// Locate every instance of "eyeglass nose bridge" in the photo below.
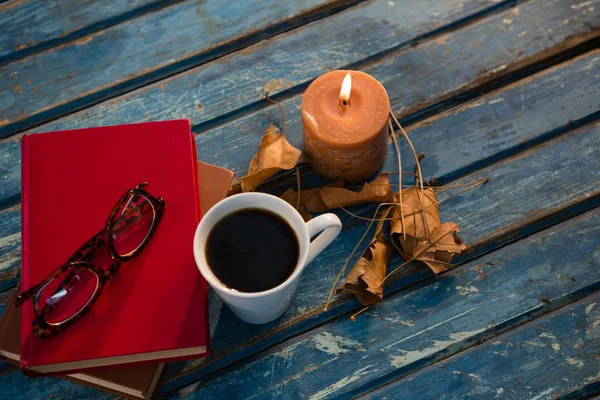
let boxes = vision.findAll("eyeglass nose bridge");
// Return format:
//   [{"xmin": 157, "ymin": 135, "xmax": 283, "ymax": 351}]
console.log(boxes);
[{"xmin": 136, "ymin": 182, "xmax": 149, "ymax": 189}]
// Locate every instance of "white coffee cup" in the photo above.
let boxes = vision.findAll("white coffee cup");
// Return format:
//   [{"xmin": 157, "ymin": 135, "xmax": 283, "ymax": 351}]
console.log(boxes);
[{"xmin": 193, "ymin": 192, "xmax": 341, "ymax": 324}]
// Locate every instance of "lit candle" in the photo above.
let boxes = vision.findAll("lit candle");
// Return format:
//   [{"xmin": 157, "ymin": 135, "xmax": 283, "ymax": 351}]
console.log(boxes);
[{"xmin": 301, "ymin": 70, "xmax": 390, "ymax": 183}]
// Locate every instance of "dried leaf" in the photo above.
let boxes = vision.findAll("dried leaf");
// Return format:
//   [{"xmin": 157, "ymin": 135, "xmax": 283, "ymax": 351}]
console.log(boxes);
[
  {"xmin": 412, "ymin": 222, "xmax": 466, "ymax": 274},
  {"xmin": 390, "ymin": 189, "xmax": 465, "ymax": 274},
  {"xmin": 336, "ymin": 231, "xmax": 393, "ymax": 305},
  {"xmin": 390, "ymin": 188, "xmax": 440, "ymax": 253},
  {"xmin": 320, "ymin": 174, "xmax": 394, "ymax": 210},
  {"xmin": 280, "ymin": 182, "xmax": 344, "ymax": 213},
  {"xmin": 297, "ymin": 207, "xmax": 313, "ymax": 222},
  {"xmin": 281, "ymin": 174, "xmax": 393, "ymax": 214},
  {"xmin": 336, "ymin": 207, "xmax": 393, "ymax": 305},
  {"xmin": 239, "ymin": 124, "xmax": 302, "ymax": 192}
]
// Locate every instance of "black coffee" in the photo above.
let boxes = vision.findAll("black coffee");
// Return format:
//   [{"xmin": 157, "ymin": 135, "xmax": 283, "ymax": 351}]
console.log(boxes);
[{"xmin": 205, "ymin": 208, "xmax": 299, "ymax": 293}]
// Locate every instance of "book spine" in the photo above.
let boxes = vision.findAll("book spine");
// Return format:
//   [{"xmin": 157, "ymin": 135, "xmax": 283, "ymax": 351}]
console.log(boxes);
[
  {"xmin": 189, "ymin": 130, "xmax": 211, "ymax": 356},
  {"xmin": 20, "ymin": 135, "xmax": 32, "ymax": 370},
  {"xmin": 189, "ymin": 127, "xmax": 201, "ymax": 221}
]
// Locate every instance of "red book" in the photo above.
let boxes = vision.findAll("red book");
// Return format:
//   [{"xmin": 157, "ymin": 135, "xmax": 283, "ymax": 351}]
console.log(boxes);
[{"xmin": 20, "ymin": 120, "xmax": 209, "ymax": 375}]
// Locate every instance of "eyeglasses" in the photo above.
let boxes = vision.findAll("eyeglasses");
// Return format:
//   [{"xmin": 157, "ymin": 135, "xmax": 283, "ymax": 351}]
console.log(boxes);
[{"xmin": 15, "ymin": 183, "xmax": 165, "ymax": 339}]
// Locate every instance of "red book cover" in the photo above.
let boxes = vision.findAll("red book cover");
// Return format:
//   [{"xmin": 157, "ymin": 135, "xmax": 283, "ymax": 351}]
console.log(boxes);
[{"xmin": 20, "ymin": 120, "xmax": 209, "ymax": 375}]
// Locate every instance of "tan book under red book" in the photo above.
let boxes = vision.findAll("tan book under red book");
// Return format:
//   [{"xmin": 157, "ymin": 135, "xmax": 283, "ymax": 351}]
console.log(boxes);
[{"xmin": 0, "ymin": 161, "xmax": 234, "ymax": 399}]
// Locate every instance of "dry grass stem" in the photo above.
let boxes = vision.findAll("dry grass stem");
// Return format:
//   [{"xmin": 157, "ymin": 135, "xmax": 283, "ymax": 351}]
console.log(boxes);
[
  {"xmin": 265, "ymin": 93, "xmax": 285, "ymax": 136},
  {"xmin": 295, "ymin": 166, "xmax": 301, "ymax": 210},
  {"xmin": 390, "ymin": 111, "xmax": 428, "ymax": 235},
  {"xmin": 390, "ymin": 118, "xmax": 406, "ymax": 240},
  {"xmin": 351, "ymin": 306, "xmax": 370, "ymax": 321}
]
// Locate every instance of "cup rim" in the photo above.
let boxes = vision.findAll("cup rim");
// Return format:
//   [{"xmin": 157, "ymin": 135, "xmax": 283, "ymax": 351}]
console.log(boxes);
[{"xmin": 193, "ymin": 192, "xmax": 310, "ymax": 299}]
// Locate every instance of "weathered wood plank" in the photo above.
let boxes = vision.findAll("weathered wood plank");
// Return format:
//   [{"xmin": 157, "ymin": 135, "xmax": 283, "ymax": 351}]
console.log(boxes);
[
  {"xmin": 0, "ymin": 0, "xmax": 364, "ymax": 137},
  {"xmin": 0, "ymin": 362, "xmax": 16, "ymax": 377},
  {"xmin": 1, "ymin": 0, "xmax": 597, "ymax": 207},
  {"xmin": 361, "ymin": 293, "xmax": 600, "ymax": 400},
  {"xmin": 0, "ymin": 204, "xmax": 20, "ymax": 292},
  {"xmin": 0, "ymin": 290, "xmax": 8, "ymax": 315},
  {"xmin": 0, "ymin": 366, "xmax": 117, "ymax": 400},
  {"xmin": 1, "ymin": 52, "xmax": 599, "ymax": 393},
  {"xmin": 163, "ymin": 208, "xmax": 600, "ymax": 399},
  {"xmin": 0, "ymin": 0, "xmax": 179, "ymax": 64}
]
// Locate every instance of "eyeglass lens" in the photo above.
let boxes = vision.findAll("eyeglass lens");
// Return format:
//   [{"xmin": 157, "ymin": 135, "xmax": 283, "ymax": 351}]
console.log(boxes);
[
  {"xmin": 34, "ymin": 265, "xmax": 100, "ymax": 325},
  {"xmin": 110, "ymin": 193, "xmax": 155, "ymax": 257}
]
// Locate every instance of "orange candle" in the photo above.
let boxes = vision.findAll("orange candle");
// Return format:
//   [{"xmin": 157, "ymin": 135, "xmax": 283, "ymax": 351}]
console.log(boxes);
[{"xmin": 301, "ymin": 70, "xmax": 390, "ymax": 183}]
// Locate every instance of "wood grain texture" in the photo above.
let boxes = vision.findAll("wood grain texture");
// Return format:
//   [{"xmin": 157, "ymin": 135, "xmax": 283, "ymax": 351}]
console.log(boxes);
[
  {"xmin": 1, "ymin": 52, "xmax": 598, "ymax": 394},
  {"xmin": 0, "ymin": 0, "xmax": 179, "ymax": 64},
  {"xmin": 1, "ymin": 0, "xmax": 597, "ymax": 207},
  {"xmin": 362, "ymin": 293, "xmax": 600, "ymax": 400},
  {"xmin": 163, "ymin": 208, "xmax": 600, "ymax": 399},
  {"xmin": 0, "ymin": 0, "xmax": 359, "ymax": 137}
]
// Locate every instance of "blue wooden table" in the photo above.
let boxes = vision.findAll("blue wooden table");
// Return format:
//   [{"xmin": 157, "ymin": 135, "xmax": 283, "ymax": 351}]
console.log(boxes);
[{"xmin": 1, "ymin": 0, "xmax": 599, "ymax": 398}]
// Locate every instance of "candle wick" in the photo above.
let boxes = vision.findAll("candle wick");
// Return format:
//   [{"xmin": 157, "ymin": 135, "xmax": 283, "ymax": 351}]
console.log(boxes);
[
  {"xmin": 338, "ymin": 97, "xmax": 351, "ymax": 110},
  {"xmin": 339, "ymin": 72, "xmax": 352, "ymax": 111}
]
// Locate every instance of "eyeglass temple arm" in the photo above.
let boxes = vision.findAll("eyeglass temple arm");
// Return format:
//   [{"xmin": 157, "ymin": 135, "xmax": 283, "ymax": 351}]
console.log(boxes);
[{"xmin": 15, "ymin": 283, "xmax": 44, "ymax": 308}]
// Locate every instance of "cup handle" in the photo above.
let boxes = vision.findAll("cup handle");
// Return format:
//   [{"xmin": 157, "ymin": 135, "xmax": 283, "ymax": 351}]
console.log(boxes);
[{"xmin": 305, "ymin": 213, "xmax": 342, "ymax": 265}]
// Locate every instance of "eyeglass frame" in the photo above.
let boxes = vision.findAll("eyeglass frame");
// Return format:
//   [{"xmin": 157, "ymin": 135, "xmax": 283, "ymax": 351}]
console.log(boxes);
[{"xmin": 15, "ymin": 182, "xmax": 165, "ymax": 339}]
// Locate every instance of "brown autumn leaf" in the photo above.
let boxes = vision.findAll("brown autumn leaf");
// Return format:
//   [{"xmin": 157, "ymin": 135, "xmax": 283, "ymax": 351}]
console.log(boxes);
[
  {"xmin": 320, "ymin": 174, "xmax": 394, "ymax": 209},
  {"xmin": 336, "ymin": 207, "xmax": 393, "ymax": 305},
  {"xmin": 279, "ymin": 190, "xmax": 314, "ymax": 221},
  {"xmin": 410, "ymin": 222, "xmax": 465, "ymax": 274},
  {"xmin": 239, "ymin": 124, "xmax": 302, "ymax": 192},
  {"xmin": 296, "ymin": 207, "xmax": 313, "ymax": 222},
  {"xmin": 336, "ymin": 231, "xmax": 393, "ymax": 306},
  {"xmin": 390, "ymin": 188, "xmax": 466, "ymax": 274},
  {"xmin": 280, "ymin": 182, "xmax": 344, "ymax": 213},
  {"xmin": 390, "ymin": 188, "xmax": 440, "ymax": 255},
  {"xmin": 280, "ymin": 174, "xmax": 393, "ymax": 214}
]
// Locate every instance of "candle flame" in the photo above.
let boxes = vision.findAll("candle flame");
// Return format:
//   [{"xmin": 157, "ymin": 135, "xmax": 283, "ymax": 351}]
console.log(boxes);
[{"xmin": 339, "ymin": 72, "xmax": 352, "ymax": 108}]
